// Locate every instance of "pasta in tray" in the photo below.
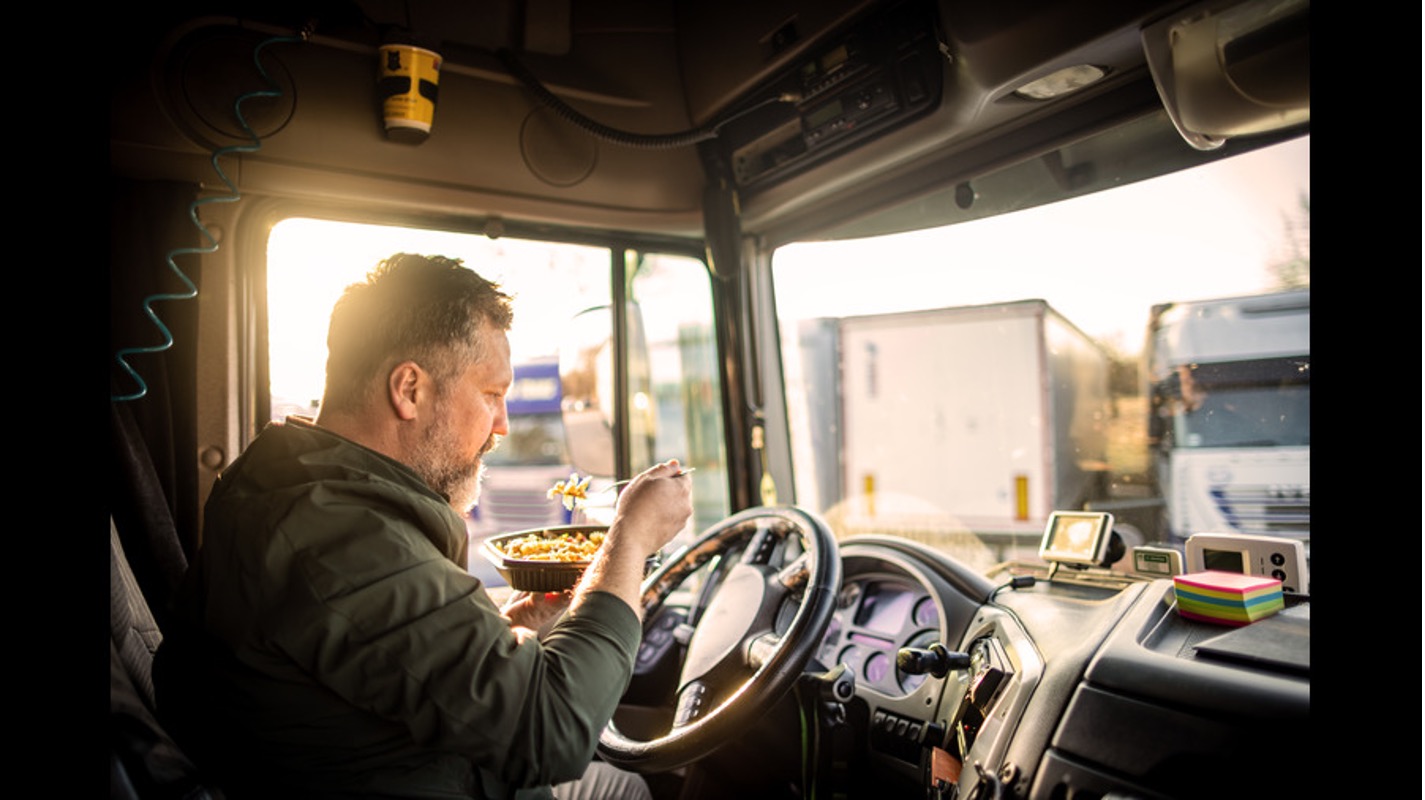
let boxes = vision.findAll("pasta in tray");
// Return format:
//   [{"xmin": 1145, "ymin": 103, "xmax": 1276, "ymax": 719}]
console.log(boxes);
[
  {"xmin": 547, "ymin": 473, "xmax": 592, "ymax": 511},
  {"xmin": 499, "ymin": 530, "xmax": 605, "ymax": 562}
]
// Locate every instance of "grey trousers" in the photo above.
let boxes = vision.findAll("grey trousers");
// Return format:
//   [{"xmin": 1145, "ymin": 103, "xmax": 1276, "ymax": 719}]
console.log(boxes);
[{"xmin": 551, "ymin": 762, "xmax": 654, "ymax": 800}]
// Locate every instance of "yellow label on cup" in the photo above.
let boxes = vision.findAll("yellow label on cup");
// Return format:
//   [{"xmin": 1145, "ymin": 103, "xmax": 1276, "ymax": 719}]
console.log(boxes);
[{"xmin": 378, "ymin": 44, "xmax": 442, "ymax": 134}]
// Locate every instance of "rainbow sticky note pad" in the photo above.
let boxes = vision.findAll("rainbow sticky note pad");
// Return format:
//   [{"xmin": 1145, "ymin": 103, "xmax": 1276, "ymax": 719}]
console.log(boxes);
[{"xmin": 1173, "ymin": 571, "xmax": 1284, "ymax": 627}]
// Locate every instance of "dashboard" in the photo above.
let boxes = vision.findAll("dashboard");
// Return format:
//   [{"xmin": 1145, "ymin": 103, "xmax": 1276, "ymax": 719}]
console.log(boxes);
[
  {"xmin": 621, "ymin": 530, "xmax": 1311, "ymax": 800},
  {"xmin": 813, "ymin": 536, "xmax": 1311, "ymax": 799}
]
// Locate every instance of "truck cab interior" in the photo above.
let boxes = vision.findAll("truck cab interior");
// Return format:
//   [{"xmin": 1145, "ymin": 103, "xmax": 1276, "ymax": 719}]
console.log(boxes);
[{"xmin": 109, "ymin": 0, "xmax": 1311, "ymax": 798}]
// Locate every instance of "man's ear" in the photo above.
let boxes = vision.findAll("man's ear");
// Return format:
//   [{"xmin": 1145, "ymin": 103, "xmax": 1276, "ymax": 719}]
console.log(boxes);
[{"xmin": 387, "ymin": 361, "xmax": 425, "ymax": 421}]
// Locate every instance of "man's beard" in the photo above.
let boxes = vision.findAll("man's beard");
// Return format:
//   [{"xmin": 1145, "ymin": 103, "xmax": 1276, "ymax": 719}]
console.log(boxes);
[{"xmin": 408, "ymin": 413, "xmax": 499, "ymax": 514}]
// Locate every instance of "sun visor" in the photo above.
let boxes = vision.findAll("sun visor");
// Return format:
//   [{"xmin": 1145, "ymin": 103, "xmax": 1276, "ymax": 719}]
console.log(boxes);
[{"xmin": 1141, "ymin": 0, "xmax": 1309, "ymax": 150}]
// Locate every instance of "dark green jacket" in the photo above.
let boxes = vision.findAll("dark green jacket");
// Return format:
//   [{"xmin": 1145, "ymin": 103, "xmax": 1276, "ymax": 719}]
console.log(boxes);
[{"xmin": 154, "ymin": 418, "xmax": 641, "ymax": 799}]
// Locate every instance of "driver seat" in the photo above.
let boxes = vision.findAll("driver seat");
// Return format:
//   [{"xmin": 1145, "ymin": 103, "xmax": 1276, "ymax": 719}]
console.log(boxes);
[
  {"xmin": 110, "ymin": 395, "xmax": 224, "ymax": 798},
  {"xmin": 111, "ymin": 516, "xmax": 224, "ymax": 799}
]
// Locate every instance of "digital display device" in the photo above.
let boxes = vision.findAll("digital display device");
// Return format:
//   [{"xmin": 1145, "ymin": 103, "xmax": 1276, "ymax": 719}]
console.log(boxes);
[
  {"xmin": 1184, "ymin": 533, "xmax": 1309, "ymax": 594},
  {"xmin": 1200, "ymin": 546, "xmax": 1248, "ymax": 573},
  {"xmin": 1038, "ymin": 511, "xmax": 1114, "ymax": 567},
  {"xmin": 1130, "ymin": 545, "xmax": 1184, "ymax": 576},
  {"xmin": 805, "ymin": 98, "xmax": 844, "ymax": 130},
  {"xmin": 854, "ymin": 583, "xmax": 914, "ymax": 635}
]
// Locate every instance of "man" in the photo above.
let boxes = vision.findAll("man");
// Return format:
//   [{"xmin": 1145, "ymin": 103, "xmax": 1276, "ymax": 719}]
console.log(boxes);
[{"xmin": 154, "ymin": 253, "xmax": 693, "ymax": 799}]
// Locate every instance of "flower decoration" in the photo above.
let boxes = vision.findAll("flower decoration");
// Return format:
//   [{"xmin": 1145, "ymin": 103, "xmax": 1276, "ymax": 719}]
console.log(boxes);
[{"xmin": 547, "ymin": 472, "xmax": 593, "ymax": 511}]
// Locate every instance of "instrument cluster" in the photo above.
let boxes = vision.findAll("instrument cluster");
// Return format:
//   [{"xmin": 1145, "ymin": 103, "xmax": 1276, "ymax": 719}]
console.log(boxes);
[{"xmin": 816, "ymin": 577, "xmax": 941, "ymax": 697}]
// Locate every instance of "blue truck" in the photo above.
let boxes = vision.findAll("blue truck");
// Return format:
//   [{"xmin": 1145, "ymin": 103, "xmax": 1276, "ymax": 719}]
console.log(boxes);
[{"xmin": 466, "ymin": 357, "xmax": 577, "ymax": 579}]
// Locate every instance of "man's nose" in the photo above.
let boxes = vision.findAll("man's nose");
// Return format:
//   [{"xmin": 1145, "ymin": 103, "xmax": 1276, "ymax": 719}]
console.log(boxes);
[{"xmin": 492, "ymin": 399, "xmax": 510, "ymax": 436}]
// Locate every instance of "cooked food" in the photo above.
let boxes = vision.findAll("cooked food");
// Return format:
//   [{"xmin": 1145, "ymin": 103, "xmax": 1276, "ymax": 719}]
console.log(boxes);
[
  {"xmin": 547, "ymin": 472, "xmax": 592, "ymax": 511},
  {"xmin": 500, "ymin": 530, "xmax": 605, "ymax": 562}
]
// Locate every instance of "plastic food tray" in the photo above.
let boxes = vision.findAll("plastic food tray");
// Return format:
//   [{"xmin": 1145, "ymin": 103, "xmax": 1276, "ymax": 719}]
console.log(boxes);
[{"xmin": 482, "ymin": 525, "xmax": 609, "ymax": 592}]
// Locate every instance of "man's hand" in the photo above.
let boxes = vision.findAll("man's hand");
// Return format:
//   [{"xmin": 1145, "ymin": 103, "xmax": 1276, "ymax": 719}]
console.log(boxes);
[
  {"xmin": 607, "ymin": 460, "xmax": 695, "ymax": 559},
  {"xmin": 501, "ymin": 590, "xmax": 573, "ymax": 641},
  {"xmin": 573, "ymin": 460, "xmax": 694, "ymax": 620}
]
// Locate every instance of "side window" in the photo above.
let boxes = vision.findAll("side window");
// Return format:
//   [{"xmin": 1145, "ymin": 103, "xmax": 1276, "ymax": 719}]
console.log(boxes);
[
  {"xmin": 266, "ymin": 219, "xmax": 611, "ymax": 583},
  {"xmin": 264, "ymin": 220, "xmax": 728, "ymax": 578},
  {"xmin": 266, "ymin": 219, "xmax": 616, "ymax": 420},
  {"xmin": 629, "ymin": 251, "xmax": 729, "ymax": 537}
]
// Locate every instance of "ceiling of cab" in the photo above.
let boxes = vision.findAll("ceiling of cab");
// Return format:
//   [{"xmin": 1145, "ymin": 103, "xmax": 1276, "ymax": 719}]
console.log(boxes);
[
  {"xmin": 109, "ymin": 0, "xmax": 1308, "ymax": 241},
  {"xmin": 111, "ymin": 0, "xmax": 717, "ymax": 234}
]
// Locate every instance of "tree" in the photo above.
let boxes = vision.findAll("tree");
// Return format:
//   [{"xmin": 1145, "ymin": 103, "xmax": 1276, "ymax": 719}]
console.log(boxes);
[{"xmin": 1270, "ymin": 192, "xmax": 1309, "ymax": 289}]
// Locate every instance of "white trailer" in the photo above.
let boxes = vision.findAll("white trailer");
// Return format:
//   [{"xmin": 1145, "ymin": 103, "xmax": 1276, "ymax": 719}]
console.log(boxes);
[
  {"xmin": 802, "ymin": 299, "xmax": 1112, "ymax": 547},
  {"xmin": 1144, "ymin": 289, "xmax": 1310, "ymax": 548}
]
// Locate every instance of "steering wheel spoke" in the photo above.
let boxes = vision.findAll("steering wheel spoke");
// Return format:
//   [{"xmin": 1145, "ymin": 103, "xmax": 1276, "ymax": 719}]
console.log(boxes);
[
  {"xmin": 746, "ymin": 631, "xmax": 781, "ymax": 671},
  {"xmin": 776, "ymin": 551, "xmax": 811, "ymax": 592},
  {"xmin": 673, "ymin": 680, "xmax": 712, "ymax": 728},
  {"xmin": 740, "ymin": 525, "xmax": 778, "ymax": 565}
]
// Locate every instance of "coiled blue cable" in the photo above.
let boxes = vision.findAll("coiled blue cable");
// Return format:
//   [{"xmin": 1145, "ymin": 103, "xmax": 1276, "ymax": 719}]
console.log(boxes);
[{"xmin": 112, "ymin": 31, "xmax": 307, "ymax": 402}]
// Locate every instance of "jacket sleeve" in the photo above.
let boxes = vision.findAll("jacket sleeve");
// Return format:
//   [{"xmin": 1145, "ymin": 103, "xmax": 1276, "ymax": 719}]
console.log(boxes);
[{"xmin": 267, "ymin": 490, "xmax": 642, "ymax": 790}]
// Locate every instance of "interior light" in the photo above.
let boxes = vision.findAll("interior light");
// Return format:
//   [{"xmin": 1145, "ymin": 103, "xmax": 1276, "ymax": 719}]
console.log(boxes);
[{"xmin": 1014, "ymin": 65, "xmax": 1107, "ymax": 100}]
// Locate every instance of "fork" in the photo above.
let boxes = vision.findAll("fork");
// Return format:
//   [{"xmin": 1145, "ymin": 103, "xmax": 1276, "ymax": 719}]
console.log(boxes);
[{"xmin": 603, "ymin": 467, "xmax": 695, "ymax": 492}]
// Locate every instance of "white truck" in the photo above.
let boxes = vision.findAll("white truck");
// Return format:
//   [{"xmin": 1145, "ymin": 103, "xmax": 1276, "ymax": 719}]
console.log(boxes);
[
  {"xmin": 466, "ymin": 357, "xmax": 575, "ymax": 582},
  {"xmin": 1143, "ymin": 289, "xmax": 1310, "ymax": 549},
  {"xmin": 791, "ymin": 299, "xmax": 1112, "ymax": 556}
]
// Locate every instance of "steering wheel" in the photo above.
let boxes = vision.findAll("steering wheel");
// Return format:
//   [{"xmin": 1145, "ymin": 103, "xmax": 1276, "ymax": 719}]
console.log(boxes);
[{"xmin": 596, "ymin": 505, "xmax": 841, "ymax": 774}]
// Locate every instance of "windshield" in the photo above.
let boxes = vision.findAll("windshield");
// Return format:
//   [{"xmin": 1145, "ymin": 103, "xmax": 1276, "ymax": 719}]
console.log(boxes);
[
  {"xmin": 772, "ymin": 135, "xmax": 1310, "ymax": 571},
  {"xmin": 482, "ymin": 414, "xmax": 567, "ymax": 466},
  {"xmin": 1174, "ymin": 383, "xmax": 1309, "ymax": 449}
]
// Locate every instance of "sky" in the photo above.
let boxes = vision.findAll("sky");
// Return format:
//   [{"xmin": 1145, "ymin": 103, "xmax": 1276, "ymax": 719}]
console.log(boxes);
[
  {"xmin": 267, "ymin": 228, "xmax": 613, "ymax": 405},
  {"xmin": 267, "ymin": 135, "xmax": 1309, "ymax": 404},
  {"xmin": 772, "ymin": 135, "xmax": 1310, "ymax": 353}
]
